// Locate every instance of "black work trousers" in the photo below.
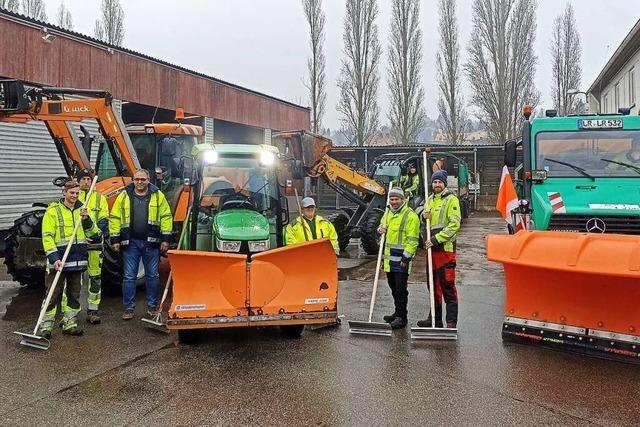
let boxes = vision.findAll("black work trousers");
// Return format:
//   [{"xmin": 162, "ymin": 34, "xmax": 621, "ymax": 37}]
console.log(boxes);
[{"xmin": 386, "ymin": 271, "xmax": 409, "ymax": 320}]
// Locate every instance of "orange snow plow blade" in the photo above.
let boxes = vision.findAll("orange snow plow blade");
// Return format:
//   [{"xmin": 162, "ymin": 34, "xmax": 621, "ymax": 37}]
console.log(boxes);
[
  {"xmin": 486, "ymin": 231, "xmax": 640, "ymax": 364},
  {"xmin": 166, "ymin": 239, "xmax": 338, "ymax": 330},
  {"xmin": 249, "ymin": 239, "xmax": 338, "ymax": 326},
  {"xmin": 167, "ymin": 250, "xmax": 249, "ymax": 330}
]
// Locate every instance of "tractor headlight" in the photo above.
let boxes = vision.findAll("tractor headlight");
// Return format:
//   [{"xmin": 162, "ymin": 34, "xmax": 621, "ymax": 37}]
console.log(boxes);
[
  {"xmin": 248, "ymin": 239, "xmax": 270, "ymax": 252},
  {"xmin": 216, "ymin": 238, "xmax": 241, "ymax": 252},
  {"xmin": 260, "ymin": 151, "xmax": 275, "ymax": 166},
  {"xmin": 203, "ymin": 150, "xmax": 218, "ymax": 165}
]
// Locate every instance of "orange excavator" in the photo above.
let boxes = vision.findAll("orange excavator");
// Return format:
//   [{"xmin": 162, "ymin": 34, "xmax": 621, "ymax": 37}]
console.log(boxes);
[{"xmin": 0, "ymin": 79, "xmax": 201, "ymax": 288}]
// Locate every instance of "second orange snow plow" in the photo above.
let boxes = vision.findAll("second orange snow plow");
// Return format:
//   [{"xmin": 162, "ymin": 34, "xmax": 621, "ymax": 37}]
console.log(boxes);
[{"xmin": 487, "ymin": 231, "xmax": 640, "ymax": 364}]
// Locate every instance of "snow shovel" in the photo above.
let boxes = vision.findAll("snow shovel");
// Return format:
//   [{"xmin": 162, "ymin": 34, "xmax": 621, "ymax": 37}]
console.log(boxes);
[
  {"xmin": 14, "ymin": 176, "xmax": 99, "ymax": 350},
  {"xmin": 142, "ymin": 204, "xmax": 192, "ymax": 331},
  {"xmin": 411, "ymin": 151, "xmax": 458, "ymax": 340},
  {"xmin": 348, "ymin": 182, "xmax": 393, "ymax": 337}
]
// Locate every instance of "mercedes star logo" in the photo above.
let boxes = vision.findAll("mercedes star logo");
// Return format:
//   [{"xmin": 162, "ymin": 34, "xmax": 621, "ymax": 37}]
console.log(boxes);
[{"xmin": 586, "ymin": 217, "xmax": 606, "ymax": 233}]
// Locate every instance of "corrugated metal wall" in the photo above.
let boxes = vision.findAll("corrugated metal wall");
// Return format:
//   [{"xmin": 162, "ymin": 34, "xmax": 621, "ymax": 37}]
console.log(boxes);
[{"xmin": 0, "ymin": 117, "xmax": 100, "ymax": 230}]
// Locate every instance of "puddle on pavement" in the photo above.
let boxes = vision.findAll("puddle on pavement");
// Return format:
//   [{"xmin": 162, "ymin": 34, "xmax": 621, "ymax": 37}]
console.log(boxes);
[{"xmin": 0, "ymin": 281, "xmax": 43, "ymax": 321}]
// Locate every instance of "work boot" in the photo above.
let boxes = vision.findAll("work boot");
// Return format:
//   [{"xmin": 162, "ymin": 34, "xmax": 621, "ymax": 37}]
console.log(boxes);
[
  {"xmin": 146, "ymin": 306, "xmax": 158, "ymax": 317},
  {"xmin": 389, "ymin": 317, "xmax": 407, "ymax": 330},
  {"xmin": 40, "ymin": 330, "xmax": 52, "ymax": 339},
  {"xmin": 383, "ymin": 313, "xmax": 397, "ymax": 323},
  {"xmin": 416, "ymin": 319, "xmax": 443, "ymax": 328},
  {"xmin": 446, "ymin": 322, "xmax": 457, "ymax": 329},
  {"xmin": 87, "ymin": 310, "xmax": 101, "ymax": 325},
  {"xmin": 122, "ymin": 309, "xmax": 135, "ymax": 321},
  {"xmin": 62, "ymin": 326, "xmax": 83, "ymax": 336}
]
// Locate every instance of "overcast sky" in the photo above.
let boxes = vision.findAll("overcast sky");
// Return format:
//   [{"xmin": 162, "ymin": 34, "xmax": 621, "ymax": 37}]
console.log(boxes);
[{"xmin": 46, "ymin": 1, "xmax": 639, "ymax": 130}]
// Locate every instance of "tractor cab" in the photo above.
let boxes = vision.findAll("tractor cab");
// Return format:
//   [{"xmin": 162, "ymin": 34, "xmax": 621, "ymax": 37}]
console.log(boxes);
[{"xmin": 184, "ymin": 143, "xmax": 287, "ymax": 255}]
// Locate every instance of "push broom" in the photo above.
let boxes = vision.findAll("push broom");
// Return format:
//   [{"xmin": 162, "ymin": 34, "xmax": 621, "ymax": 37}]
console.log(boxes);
[
  {"xmin": 14, "ymin": 175, "xmax": 98, "ymax": 350},
  {"xmin": 348, "ymin": 182, "xmax": 393, "ymax": 337},
  {"xmin": 142, "ymin": 203, "xmax": 192, "ymax": 331},
  {"xmin": 411, "ymin": 151, "xmax": 458, "ymax": 340}
]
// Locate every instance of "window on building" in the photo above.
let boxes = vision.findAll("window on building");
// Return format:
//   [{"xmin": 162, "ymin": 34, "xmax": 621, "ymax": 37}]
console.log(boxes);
[
  {"xmin": 629, "ymin": 68, "xmax": 636, "ymax": 107},
  {"xmin": 615, "ymin": 82, "xmax": 620, "ymax": 110},
  {"xmin": 603, "ymin": 93, "xmax": 610, "ymax": 113}
]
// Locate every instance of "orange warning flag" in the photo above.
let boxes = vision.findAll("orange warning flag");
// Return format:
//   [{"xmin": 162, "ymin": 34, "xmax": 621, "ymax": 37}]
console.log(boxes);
[{"xmin": 496, "ymin": 166, "xmax": 524, "ymax": 230}]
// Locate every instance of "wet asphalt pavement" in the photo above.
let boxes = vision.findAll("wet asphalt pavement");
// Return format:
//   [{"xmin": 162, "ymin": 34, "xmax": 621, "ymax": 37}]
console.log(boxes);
[{"xmin": 0, "ymin": 214, "xmax": 638, "ymax": 426}]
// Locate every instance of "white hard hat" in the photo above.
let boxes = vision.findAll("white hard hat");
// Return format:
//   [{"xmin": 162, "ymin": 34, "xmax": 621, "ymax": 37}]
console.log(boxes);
[{"xmin": 301, "ymin": 197, "xmax": 316, "ymax": 208}]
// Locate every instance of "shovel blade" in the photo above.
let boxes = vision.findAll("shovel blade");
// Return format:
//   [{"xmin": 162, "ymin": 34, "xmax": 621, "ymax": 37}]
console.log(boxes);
[
  {"xmin": 348, "ymin": 320, "xmax": 392, "ymax": 336},
  {"xmin": 141, "ymin": 316, "xmax": 170, "ymax": 333},
  {"xmin": 410, "ymin": 326, "xmax": 458, "ymax": 341},
  {"xmin": 14, "ymin": 331, "xmax": 50, "ymax": 350}
]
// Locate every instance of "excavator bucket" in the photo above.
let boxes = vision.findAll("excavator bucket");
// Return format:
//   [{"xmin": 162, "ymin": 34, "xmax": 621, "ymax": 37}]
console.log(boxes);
[
  {"xmin": 249, "ymin": 239, "xmax": 338, "ymax": 326},
  {"xmin": 166, "ymin": 250, "xmax": 250, "ymax": 330},
  {"xmin": 486, "ymin": 231, "xmax": 640, "ymax": 364}
]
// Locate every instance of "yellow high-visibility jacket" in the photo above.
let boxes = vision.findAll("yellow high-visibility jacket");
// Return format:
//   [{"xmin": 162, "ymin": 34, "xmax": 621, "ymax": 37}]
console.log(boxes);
[
  {"xmin": 424, "ymin": 189, "xmax": 461, "ymax": 252},
  {"xmin": 79, "ymin": 189, "xmax": 109, "ymax": 239},
  {"xmin": 380, "ymin": 203, "xmax": 420, "ymax": 273},
  {"xmin": 285, "ymin": 215, "xmax": 339, "ymax": 255},
  {"xmin": 42, "ymin": 199, "xmax": 99, "ymax": 271},
  {"xmin": 400, "ymin": 173, "xmax": 420, "ymax": 197},
  {"xmin": 109, "ymin": 183, "xmax": 173, "ymax": 246}
]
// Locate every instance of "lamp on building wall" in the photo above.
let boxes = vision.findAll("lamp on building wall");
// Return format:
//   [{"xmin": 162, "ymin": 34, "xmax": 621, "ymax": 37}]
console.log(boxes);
[{"xmin": 41, "ymin": 28, "xmax": 56, "ymax": 43}]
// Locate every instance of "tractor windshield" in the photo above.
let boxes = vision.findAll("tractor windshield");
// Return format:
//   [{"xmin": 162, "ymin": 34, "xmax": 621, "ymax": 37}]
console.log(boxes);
[
  {"xmin": 200, "ymin": 156, "xmax": 279, "ymax": 214},
  {"xmin": 372, "ymin": 163, "xmax": 401, "ymax": 185},
  {"xmin": 536, "ymin": 130, "xmax": 640, "ymax": 178}
]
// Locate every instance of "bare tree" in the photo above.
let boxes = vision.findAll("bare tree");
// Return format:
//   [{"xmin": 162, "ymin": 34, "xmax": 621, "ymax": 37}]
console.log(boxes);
[
  {"xmin": 0, "ymin": 0, "xmax": 20, "ymax": 12},
  {"xmin": 56, "ymin": 2, "xmax": 73, "ymax": 30},
  {"xmin": 437, "ymin": 0, "xmax": 465, "ymax": 145},
  {"xmin": 465, "ymin": 0, "xmax": 539, "ymax": 143},
  {"xmin": 550, "ymin": 3, "xmax": 582, "ymax": 115},
  {"xmin": 387, "ymin": 0, "xmax": 426, "ymax": 145},
  {"xmin": 94, "ymin": 0, "xmax": 124, "ymax": 46},
  {"xmin": 303, "ymin": 0, "xmax": 327, "ymax": 134},
  {"xmin": 337, "ymin": 0, "xmax": 381, "ymax": 146},
  {"xmin": 21, "ymin": 0, "xmax": 46, "ymax": 21}
]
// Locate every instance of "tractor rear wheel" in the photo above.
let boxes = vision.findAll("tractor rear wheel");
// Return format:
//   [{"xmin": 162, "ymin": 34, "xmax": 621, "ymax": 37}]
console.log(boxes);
[
  {"xmin": 3, "ymin": 209, "xmax": 46, "ymax": 287},
  {"xmin": 359, "ymin": 210, "xmax": 383, "ymax": 255},
  {"xmin": 325, "ymin": 212, "xmax": 351, "ymax": 251}
]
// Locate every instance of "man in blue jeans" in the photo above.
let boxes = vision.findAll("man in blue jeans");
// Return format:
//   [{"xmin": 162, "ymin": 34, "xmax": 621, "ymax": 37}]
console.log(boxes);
[{"xmin": 110, "ymin": 169, "xmax": 173, "ymax": 320}]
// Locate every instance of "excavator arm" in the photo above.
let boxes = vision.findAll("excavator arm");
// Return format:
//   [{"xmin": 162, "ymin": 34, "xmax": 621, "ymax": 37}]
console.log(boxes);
[
  {"xmin": 272, "ymin": 130, "xmax": 385, "ymax": 196},
  {"xmin": 0, "ymin": 80, "xmax": 140, "ymax": 177}
]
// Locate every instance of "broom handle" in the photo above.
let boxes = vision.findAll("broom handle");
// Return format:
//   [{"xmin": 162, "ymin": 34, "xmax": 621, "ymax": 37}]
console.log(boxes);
[
  {"xmin": 367, "ymin": 181, "xmax": 394, "ymax": 323},
  {"xmin": 158, "ymin": 203, "xmax": 192, "ymax": 309},
  {"xmin": 423, "ymin": 151, "xmax": 436, "ymax": 329},
  {"xmin": 33, "ymin": 176, "xmax": 98, "ymax": 334},
  {"xmin": 293, "ymin": 188, "xmax": 310, "ymax": 242}
]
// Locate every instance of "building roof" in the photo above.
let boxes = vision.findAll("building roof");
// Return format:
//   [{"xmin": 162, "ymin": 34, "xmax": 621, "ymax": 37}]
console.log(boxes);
[
  {"xmin": 588, "ymin": 18, "xmax": 640, "ymax": 98},
  {"xmin": 0, "ymin": 7, "xmax": 308, "ymax": 111}
]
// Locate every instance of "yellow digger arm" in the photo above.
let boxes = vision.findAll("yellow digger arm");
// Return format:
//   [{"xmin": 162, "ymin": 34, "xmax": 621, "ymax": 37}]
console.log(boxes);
[{"xmin": 312, "ymin": 155, "xmax": 386, "ymax": 196}]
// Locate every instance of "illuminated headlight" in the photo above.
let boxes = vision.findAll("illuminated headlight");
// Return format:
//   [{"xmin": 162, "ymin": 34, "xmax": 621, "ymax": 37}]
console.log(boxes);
[
  {"xmin": 216, "ymin": 238, "xmax": 241, "ymax": 252},
  {"xmin": 203, "ymin": 150, "xmax": 218, "ymax": 165},
  {"xmin": 260, "ymin": 151, "xmax": 275, "ymax": 166},
  {"xmin": 248, "ymin": 239, "xmax": 270, "ymax": 252}
]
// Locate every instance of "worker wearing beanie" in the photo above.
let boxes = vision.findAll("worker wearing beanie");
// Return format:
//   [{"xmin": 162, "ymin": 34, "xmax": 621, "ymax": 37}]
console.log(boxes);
[
  {"xmin": 377, "ymin": 187, "xmax": 420, "ymax": 329},
  {"xmin": 418, "ymin": 169, "xmax": 461, "ymax": 328},
  {"xmin": 62, "ymin": 169, "xmax": 109, "ymax": 325}
]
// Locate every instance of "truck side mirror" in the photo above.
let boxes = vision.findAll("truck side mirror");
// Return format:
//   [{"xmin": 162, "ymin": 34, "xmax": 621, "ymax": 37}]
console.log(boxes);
[{"xmin": 504, "ymin": 140, "xmax": 517, "ymax": 167}]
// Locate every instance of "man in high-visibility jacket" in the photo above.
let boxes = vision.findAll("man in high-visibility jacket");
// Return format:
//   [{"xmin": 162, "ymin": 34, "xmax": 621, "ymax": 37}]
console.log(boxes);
[
  {"xmin": 40, "ymin": 179, "xmax": 99, "ymax": 339},
  {"xmin": 286, "ymin": 197, "xmax": 339, "ymax": 255},
  {"xmin": 110, "ymin": 169, "xmax": 173, "ymax": 320},
  {"xmin": 62, "ymin": 168, "xmax": 109, "ymax": 325},
  {"xmin": 418, "ymin": 169, "xmax": 461, "ymax": 328},
  {"xmin": 377, "ymin": 187, "xmax": 420, "ymax": 329},
  {"xmin": 400, "ymin": 162, "xmax": 420, "ymax": 199}
]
